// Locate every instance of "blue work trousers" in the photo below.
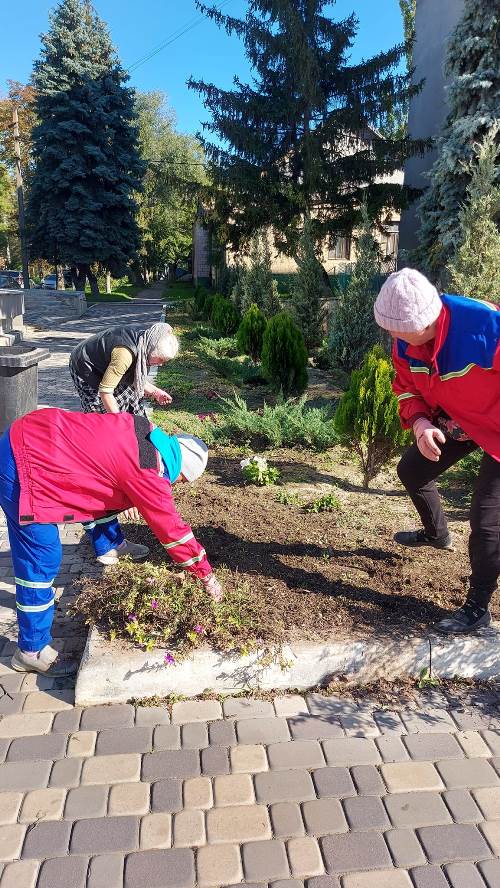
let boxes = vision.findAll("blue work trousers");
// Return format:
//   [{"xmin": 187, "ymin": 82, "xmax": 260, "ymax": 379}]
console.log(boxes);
[{"xmin": 0, "ymin": 429, "xmax": 124, "ymax": 651}]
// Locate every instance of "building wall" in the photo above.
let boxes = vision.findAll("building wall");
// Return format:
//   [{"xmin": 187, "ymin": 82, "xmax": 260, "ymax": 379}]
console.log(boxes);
[{"xmin": 399, "ymin": 0, "xmax": 465, "ymax": 253}]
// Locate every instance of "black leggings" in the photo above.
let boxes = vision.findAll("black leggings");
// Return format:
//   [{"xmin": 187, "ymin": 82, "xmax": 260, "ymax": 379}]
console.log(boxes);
[{"xmin": 397, "ymin": 440, "xmax": 500, "ymax": 606}]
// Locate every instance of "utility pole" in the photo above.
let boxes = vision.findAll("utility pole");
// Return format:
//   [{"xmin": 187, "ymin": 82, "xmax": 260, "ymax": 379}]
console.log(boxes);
[{"xmin": 11, "ymin": 108, "xmax": 30, "ymax": 290}]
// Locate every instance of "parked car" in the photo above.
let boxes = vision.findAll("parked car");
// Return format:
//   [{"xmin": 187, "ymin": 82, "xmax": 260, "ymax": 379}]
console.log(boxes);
[
  {"xmin": 41, "ymin": 272, "xmax": 74, "ymax": 290},
  {"xmin": 0, "ymin": 270, "xmax": 24, "ymax": 288}
]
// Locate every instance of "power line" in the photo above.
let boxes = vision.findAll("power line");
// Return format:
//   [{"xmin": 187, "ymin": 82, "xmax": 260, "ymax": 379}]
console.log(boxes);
[{"xmin": 128, "ymin": 0, "xmax": 234, "ymax": 73}]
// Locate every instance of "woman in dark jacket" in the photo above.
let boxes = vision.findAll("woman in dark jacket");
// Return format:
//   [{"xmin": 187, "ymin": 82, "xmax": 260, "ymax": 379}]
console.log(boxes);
[{"xmin": 69, "ymin": 321, "xmax": 179, "ymax": 415}]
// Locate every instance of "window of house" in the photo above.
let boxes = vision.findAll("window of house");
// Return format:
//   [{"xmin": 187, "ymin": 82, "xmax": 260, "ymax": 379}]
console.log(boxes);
[
  {"xmin": 328, "ymin": 233, "xmax": 352, "ymax": 260},
  {"xmin": 381, "ymin": 225, "xmax": 399, "ymax": 258}
]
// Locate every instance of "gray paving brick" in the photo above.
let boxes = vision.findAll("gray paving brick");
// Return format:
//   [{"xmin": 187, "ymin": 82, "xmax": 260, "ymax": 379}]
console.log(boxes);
[
  {"xmin": 338, "ymin": 710, "xmax": 379, "ymax": 737},
  {"xmin": 375, "ymin": 735, "xmax": 410, "ymax": 763},
  {"xmin": 237, "ymin": 717, "xmax": 290, "ymax": 745},
  {"xmin": 95, "ymin": 727, "xmax": 152, "ymax": 756},
  {"xmin": 64, "ymin": 785, "xmax": 108, "ymax": 819},
  {"xmin": 288, "ymin": 717, "xmax": 343, "ymax": 741},
  {"xmin": 403, "ymin": 733, "xmax": 464, "ymax": 761},
  {"xmin": 135, "ymin": 706, "xmax": 170, "ymax": 727},
  {"xmin": 87, "ymin": 854, "xmax": 124, "ymax": 888},
  {"xmin": 268, "ymin": 740, "xmax": 324, "ymax": 771},
  {"xmin": 21, "ymin": 820, "xmax": 71, "ymax": 858},
  {"xmin": 401, "ymin": 709, "xmax": 456, "ymax": 733},
  {"xmin": 52, "ymin": 708, "xmax": 82, "ymax": 733},
  {"xmin": 417, "ymin": 823, "xmax": 492, "ymax": 864},
  {"xmin": 171, "ymin": 700, "xmax": 221, "ymax": 725},
  {"xmin": 255, "ymin": 770, "xmax": 316, "ymax": 804},
  {"xmin": 436, "ymin": 757, "xmax": 499, "ymax": 789},
  {"xmin": 449, "ymin": 709, "xmax": 494, "ymax": 731},
  {"xmin": 181, "ymin": 723, "xmax": 208, "ymax": 749},
  {"xmin": 223, "ymin": 698, "xmax": 275, "ymax": 719},
  {"xmin": 383, "ymin": 792, "xmax": 452, "ymax": 828},
  {"xmin": 0, "ymin": 760, "xmax": 51, "ymax": 791},
  {"xmin": 0, "ymin": 673, "xmax": 23, "ymax": 694},
  {"xmin": 142, "ymin": 750, "xmax": 200, "ymax": 781},
  {"xmin": 350, "ymin": 765, "xmax": 386, "ymax": 795},
  {"xmin": 271, "ymin": 881, "xmax": 303, "ymax": 888},
  {"xmin": 201, "ymin": 745, "xmax": 229, "ymax": 775},
  {"xmin": 443, "ymin": 789, "xmax": 482, "ymax": 823},
  {"xmin": 320, "ymin": 830, "xmax": 391, "ymax": 873},
  {"xmin": 322, "ymin": 738, "xmax": 380, "ymax": 766},
  {"xmin": 342, "ymin": 796, "xmax": 390, "ymax": 831},
  {"xmin": 7, "ymin": 732, "xmax": 67, "ymax": 762},
  {"xmin": 49, "ymin": 757, "xmax": 82, "ymax": 788},
  {"xmin": 242, "ymin": 839, "xmax": 289, "ymax": 881},
  {"xmin": 153, "ymin": 725, "xmax": 181, "ymax": 750},
  {"xmin": 410, "ymin": 866, "xmax": 453, "ymax": 888},
  {"xmin": 0, "ymin": 739, "xmax": 9, "ymax": 764},
  {"xmin": 444, "ymin": 862, "xmax": 486, "ymax": 888},
  {"xmin": 151, "ymin": 780, "xmax": 183, "ymax": 813},
  {"xmin": 373, "ymin": 710, "xmax": 406, "ymax": 734},
  {"xmin": 208, "ymin": 719, "xmax": 236, "ymax": 746},
  {"xmin": 37, "ymin": 856, "xmax": 88, "ymax": 888},
  {"xmin": 479, "ymin": 858, "xmax": 500, "ymax": 888},
  {"xmin": 270, "ymin": 803, "xmax": 305, "ymax": 839},
  {"xmin": 306, "ymin": 878, "xmax": 341, "ymax": 888},
  {"xmin": 71, "ymin": 816, "xmax": 140, "ymax": 854},
  {"xmin": 384, "ymin": 828, "xmax": 426, "ymax": 867},
  {"xmin": 80, "ymin": 704, "xmax": 135, "ymax": 731},
  {"xmin": 307, "ymin": 695, "xmax": 356, "ymax": 718},
  {"xmin": 312, "ymin": 768, "xmax": 356, "ymax": 799},
  {"xmin": 124, "ymin": 848, "xmax": 195, "ymax": 888},
  {"xmin": 0, "ymin": 693, "xmax": 24, "ymax": 716},
  {"xmin": 302, "ymin": 799, "xmax": 347, "ymax": 836}
]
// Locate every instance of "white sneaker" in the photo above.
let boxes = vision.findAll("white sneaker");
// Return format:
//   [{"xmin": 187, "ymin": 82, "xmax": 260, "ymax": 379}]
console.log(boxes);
[
  {"xmin": 97, "ymin": 539, "xmax": 150, "ymax": 566},
  {"xmin": 12, "ymin": 645, "xmax": 77, "ymax": 676}
]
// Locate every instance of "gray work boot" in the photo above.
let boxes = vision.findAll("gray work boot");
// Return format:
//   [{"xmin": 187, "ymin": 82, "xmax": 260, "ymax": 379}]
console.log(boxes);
[
  {"xmin": 96, "ymin": 538, "xmax": 150, "ymax": 566},
  {"xmin": 394, "ymin": 528, "xmax": 454, "ymax": 551},
  {"xmin": 435, "ymin": 603, "xmax": 492, "ymax": 635},
  {"xmin": 11, "ymin": 644, "xmax": 78, "ymax": 676}
]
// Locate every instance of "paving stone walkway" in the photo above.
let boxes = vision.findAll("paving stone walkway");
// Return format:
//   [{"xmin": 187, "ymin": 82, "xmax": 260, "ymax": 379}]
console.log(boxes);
[{"xmin": 1, "ymin": 296, "xmax": 500, "ymax": 887}]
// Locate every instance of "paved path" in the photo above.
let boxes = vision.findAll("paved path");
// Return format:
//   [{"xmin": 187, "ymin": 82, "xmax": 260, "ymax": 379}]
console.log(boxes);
[{"xmin": 1, "ymin": 298, "xmax": 500, "ymax": 886}]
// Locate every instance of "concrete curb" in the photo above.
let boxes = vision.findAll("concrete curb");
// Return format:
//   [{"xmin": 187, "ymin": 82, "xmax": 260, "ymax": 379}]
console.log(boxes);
[{"xmin": 75, "ymin": 623, "xmax": 500, "ymax": 706}]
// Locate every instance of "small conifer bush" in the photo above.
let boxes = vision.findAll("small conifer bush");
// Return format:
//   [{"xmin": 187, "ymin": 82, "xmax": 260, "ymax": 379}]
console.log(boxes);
[
  {"xmin": 261, "ymin": 312, "xmax": 308, "ymax": 397},
  {"xmin": 210, "ymin": 294, "xmax": 240, "ymax": 335},
  {"xmin": 334, "ymin": 345, "xmax": 410, "ymax": 489},
  {"xmin": 237, "ymin": 303, "xmax": 268, "ymax": 362}
]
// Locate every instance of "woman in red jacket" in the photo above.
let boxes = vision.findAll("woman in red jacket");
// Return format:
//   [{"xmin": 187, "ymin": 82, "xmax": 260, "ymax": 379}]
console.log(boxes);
[
  {"xmin": 374, "ymin": 267, "xmax": 500, "ymax": 635},
  {"xmin": 0, "ymin": 409, "xmax": 222, "ymax": 677}
]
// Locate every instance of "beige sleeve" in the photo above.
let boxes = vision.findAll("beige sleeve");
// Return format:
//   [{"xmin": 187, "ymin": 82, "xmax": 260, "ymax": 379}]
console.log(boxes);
[{"xmin": 98, "ymin": 347, "xmax": 134, "ymax": 393}]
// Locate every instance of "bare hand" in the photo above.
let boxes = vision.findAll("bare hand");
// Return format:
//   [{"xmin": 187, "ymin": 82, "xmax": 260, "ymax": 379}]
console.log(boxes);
[
  {"xmin": 152, "ymin": 388, "xmax": 173, "ymax": 406},
  {"xmin": 201, "ymin": 573, "xmax": 224, "ymax": 603},
  {"xmin": 122, "ymin": 507, "xmax": 140, "ymax": 521},
  {"xmin": 414, "ymin": 418, "xmax": 446, "ymax": 461}
]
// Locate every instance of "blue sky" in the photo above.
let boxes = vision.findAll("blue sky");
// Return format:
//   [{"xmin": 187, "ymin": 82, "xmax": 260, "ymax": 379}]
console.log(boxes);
[{"xmin": 1, "ymin": 1, "xmax": 404, "ymax": 136}]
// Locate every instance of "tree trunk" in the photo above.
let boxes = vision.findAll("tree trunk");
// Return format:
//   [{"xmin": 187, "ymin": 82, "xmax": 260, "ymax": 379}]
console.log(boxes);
[
  {"xmin": 75, "ymin": 263, "xmax": 88, "ymax": 291},
  {"xmin": 105, "ymin": 270, "xmax": 111, "ymax": 294},
  {"xmin": 87, "ymin": 266, "xmax": 100, "ymax": 298},
  {"xmin": 56, "ymin": 264, "xmax": 65, "ymax": 290}
]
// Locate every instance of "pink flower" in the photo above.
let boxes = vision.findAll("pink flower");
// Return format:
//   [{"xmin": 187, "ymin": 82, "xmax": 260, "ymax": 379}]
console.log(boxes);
[
  {"xmin": 164, "ymin": 652, "xmax": 175, "ymax": 666},
  {"xmin": 151, "ymin": 600, "xmax": 159, "ymax": 610},
  {"xmin": 127, "ymin": 614, "xmax": 137, "ymax": 622},
  {"xmin": 194, "ymin": 624, "xmax": 205, "ymax": 635},
  {"xmin": 197, "ymin": 413, "xmax": 208, "ymax": 421},
  {"xmin": 146, "ymin": 578, "xmax": 155, "ymax": 586}
]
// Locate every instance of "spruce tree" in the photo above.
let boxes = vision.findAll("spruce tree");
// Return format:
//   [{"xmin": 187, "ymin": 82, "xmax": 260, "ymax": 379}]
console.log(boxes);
[
  {"xmin": 417, "ymin": 1, "xmax": 499, "ymax": 273},
  {"xmin": 329, "ymin": 201, "xmax": 381, "ymax": 373},
  {"xmin": 447, "ymin": 128, "xmax": 500, "ymax": 303},
  {"xmin": 27, "ymin": 0, "xmax": 144, "ymax": 295},
  {"xmin": 241, "ymin": 230, "xmax": 280, "ymax": 315},
  {"xmin": 189, "ymin": 1, "xmax": 424, "ymax": 261},
  {"xmin": 290, "ymin": 219, "xmax": 327, "ymax": 348}
]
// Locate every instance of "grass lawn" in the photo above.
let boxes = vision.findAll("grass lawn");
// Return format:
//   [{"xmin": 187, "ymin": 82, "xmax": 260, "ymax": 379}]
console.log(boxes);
[{"xmin": 85, "ymin": 281, "xmax": 140, "ymax": 303}]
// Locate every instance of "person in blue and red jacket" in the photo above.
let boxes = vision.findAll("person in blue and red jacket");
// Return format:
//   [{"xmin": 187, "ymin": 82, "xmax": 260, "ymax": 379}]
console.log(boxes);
[
  {"xmin": 374, "ymin": 267, "xmax": 500, "ymax": 635},
  {"xmin": 0, "ymin": 409, "xmax": 222, "ymax": 676}
]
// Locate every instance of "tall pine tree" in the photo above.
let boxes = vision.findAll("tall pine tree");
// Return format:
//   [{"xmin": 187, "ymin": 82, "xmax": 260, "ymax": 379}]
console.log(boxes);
[
  {"xmin": 189, "ymin": 0, "xmax": 424, "ymax": 260},
  {"xmin": 27, "ymin": 0, "xmax": 144, "ymax": 295},
  {"xmin": 417, "ymin": 0, "xmax": 499, "ymax": 274}
]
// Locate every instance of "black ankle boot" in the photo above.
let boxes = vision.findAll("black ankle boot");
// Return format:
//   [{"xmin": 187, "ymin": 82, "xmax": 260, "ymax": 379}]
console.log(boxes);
[
  {"xmin": 394, "ymin": 528, "xmax": 453, "ymax": 551},
  {"xmin": 435, "ymin": 602, "xmax": 491, "ymax": 635}
]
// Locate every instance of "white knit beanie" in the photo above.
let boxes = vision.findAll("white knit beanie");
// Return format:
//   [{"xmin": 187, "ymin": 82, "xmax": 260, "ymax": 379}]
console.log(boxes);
[
  {"xmin": 177, "ymin": 434, "xmax": 209, "ymax": 481},
  {"xmin": 374, "ymin": 268, "xmax": 442, "ymax": 333}
]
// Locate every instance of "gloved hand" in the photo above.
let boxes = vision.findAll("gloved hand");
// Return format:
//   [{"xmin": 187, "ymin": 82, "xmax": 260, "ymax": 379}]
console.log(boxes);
[
  {"xmin": 201, "ymin": 573, "xmax": 224, "ymax": 603},
  {"xmin": 413, "ymin": 417, "xmax": 446, "ymax": 462}
]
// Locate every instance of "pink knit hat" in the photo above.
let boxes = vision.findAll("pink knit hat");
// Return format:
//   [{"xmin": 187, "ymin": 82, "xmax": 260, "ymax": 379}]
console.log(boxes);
[{"xmin": 374, "ymin": 268, "xmax": 442, "ymax": 333}]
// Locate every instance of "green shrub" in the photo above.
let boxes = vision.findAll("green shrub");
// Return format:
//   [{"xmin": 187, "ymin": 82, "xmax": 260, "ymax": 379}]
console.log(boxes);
[
  {"xmin": 275, "ymin": 490, "xmax": 304, "ymax": 506},
  {"xmin": 334, "ymin": 345, "xmax": 410, "ymax": 489},
  {"xmin": 237, "ymin": 303, "xmax": 268, "ymax": 362},
  {"xmin": 241, "ymin": 456, "xmax": 281, "ymax": 486},
  {"xmin": 198, "ymin": 336, "xmax": 240, "ymax": 359},
  {"xmin": 261, "ymin": 312, "xmax": 308, "ymax": 397},
  {"xmin": 211, "ymin": 294, "xmax": 241, "ymax": 335},
  {"xmin": 290, "ymin": 219, "xmax": 328, "ymax": 348},
  {"xmin": 214, "ymin": 393, "xmax": 337, "ymax": 450},
  {"xmin": 203, "ymin": 293, "xmax": 215, "ymax": 320}
]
